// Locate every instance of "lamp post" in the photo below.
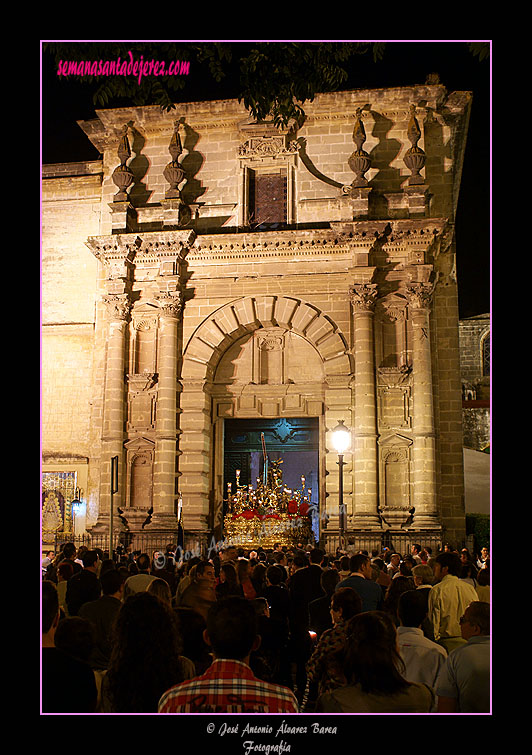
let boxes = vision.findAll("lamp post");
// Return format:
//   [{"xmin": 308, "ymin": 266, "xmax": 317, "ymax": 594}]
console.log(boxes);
[{"xmin": 331, "ymin": 420, "xmax": 350, "ymax": 552}]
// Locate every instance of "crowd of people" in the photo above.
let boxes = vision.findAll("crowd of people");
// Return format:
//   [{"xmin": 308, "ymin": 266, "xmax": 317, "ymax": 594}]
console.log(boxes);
[{"xmin": 41, "ymin": 539, "xmax": 491, "ymax": 714}]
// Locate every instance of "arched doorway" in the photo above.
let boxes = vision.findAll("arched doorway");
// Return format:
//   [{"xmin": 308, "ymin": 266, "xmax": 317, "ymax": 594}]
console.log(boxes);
[{"xmin": 180, "ymin": 295, "xmax": 352, "ymax": 548}]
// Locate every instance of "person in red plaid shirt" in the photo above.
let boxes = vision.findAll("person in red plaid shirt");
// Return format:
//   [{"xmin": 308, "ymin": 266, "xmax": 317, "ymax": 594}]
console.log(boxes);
[{"xmin": 158, "ymin": 597, "xmax": 299, "ymax": 713}]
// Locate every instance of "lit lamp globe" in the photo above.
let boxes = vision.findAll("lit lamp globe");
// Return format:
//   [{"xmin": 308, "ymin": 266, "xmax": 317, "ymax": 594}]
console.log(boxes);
[{"xmin": 331, "ymin": 420, "xmax": 350, "ymax": 454}]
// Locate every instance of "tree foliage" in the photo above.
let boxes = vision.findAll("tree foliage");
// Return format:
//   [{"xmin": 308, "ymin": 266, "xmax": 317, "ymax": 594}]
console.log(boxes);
[
  {"xmin": 43, "ymin": 41, "xmax": 488, "ymax": 127},
  {"xmin": 43, "ymin": 41, "xmax": 384, "ymax": 125},
  {"xmin": 238, "ymin": 42, "xmax": 385, "ymax": 126}
]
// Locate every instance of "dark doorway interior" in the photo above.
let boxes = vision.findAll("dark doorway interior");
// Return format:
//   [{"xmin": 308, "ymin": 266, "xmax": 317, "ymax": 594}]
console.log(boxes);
[{"xmin": 223, "ymin": 417, "xmax": 319, "ymax": 524}]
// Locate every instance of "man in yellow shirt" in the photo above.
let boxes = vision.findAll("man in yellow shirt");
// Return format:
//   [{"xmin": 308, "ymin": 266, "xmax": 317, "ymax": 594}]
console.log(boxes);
[{"xmin": 428, "ymin": 552, "xmax": 478, "ymax": 653}]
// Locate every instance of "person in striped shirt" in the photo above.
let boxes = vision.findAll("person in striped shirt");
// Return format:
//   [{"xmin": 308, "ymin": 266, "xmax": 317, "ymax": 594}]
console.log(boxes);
[{"xmin": 158, "ymin": 596, "xmax": 299, "ymax": 714}]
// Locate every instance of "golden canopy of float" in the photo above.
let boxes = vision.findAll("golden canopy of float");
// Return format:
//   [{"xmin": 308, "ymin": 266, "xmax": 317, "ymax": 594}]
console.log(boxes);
[{"xmin": 223, "ymin": 434, "xmax": 314, "ymax": 548}]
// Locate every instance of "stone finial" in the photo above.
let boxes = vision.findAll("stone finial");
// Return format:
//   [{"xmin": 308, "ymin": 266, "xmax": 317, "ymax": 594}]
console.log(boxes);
[
  {"xmin": 347, "ymin": 109, "xmax": 372, "ymax": 188},
  {"xmin": 163, "ymin": 121, "xmax": 186, "ymax": 199},
  {"xmin": 404, "ymin": 105, "xmax": 426, "ymax": 185},
  {"xmin": 112, "ymin": 125, "xmax": 135, "ymax": 201}
]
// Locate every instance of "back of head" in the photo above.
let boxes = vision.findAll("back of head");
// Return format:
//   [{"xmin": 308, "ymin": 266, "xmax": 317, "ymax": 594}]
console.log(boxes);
[
  {"xmin": 82, "ymin": 549, "xmax": 99, "ymax": 569},
  {"xmin": 293, "ymin": 553, "xmax": 308, "ymax": 569},
  {"xmin": 136, "ymin": 553, "xmax": 151, "ymax": 572},
  {"xmin": 221, "ymin": 562, "xmax": 238, "ymax": 583},
  {"xmin": 320, "ymin": 568, "xmax": 340, "ymax": 595},
  {"xmin": 397, "ymin": 589, "xmax": 427, "ymax": 627},
  {"xmin": 252, "ymin": 597, "xmax": 269, "ymax": 617},
  {"xmin": 266, "ymin": 565, "xmax": 283, "ymax": 586},
  {"xmin": 411, "ymin": 564, "xmax": 434, "ymax": 585},
  {"xmin": 436, "ymin": 551, "xmax": 462, "ymax": 576},
  {"xmin": 42, "ymin": 580, "xmax": 59, "ymax": 633},
  {"xmin": 112, "ymin": 592, "xmax": 181, "ymax": 659},
  {"xmin": 349, "ymin": 553, "xmax": 369, "ymax": 573},
  {"xmin": 100, "ymin": 558, "xmax": 116, "ymax": 577},
  {"xmin": 344, "ymin": 611, "xmax": 407, "ymax": 694},
  {"xmin": 339, "ymin": 555, "xmax": 350, "ymax": 571},
  {"xmin": 206, "ymin": 597, "xmax": 257, "ymax": 660},
  {"xmin": 477, "ymin": 567, "xmax": 490, "ymax": 587},
  {"xmin": 331, "ymin": 586, "xmax": 362, "ymax": 620},
  {"xmin": 147, "ymin": 577, "xmax": 172, "ymax": 604},
  {"xmin": 54, "ymin": 616, "xmax": 95, "ymax": 663},
  {"xmin": 62, "ymin": 542, "xmax": 77, "ymax": 560},
  {"xmin": 101, "ymin": 568, "xmax": 126, "ymax": 596},
  {"xmin": 107, "ymin": 592, "xmax": 184, "ymax": 712},
  {"xmin": 466, "ymin": 601, "xmax": 490, "ymax": 635},
  {"xmin": 309, "ymin": 548, "xmax": 324, "ymax": 565}
]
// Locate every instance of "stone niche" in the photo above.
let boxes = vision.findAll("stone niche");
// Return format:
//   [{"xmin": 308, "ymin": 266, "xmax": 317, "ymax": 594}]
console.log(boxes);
[
  {"xmin": 378, "ymin": 433, "xmax": 413, "ymax": 529},
  {"xmin": 123, "ymin": 437, "xmax": 155, "ymax": 517}
]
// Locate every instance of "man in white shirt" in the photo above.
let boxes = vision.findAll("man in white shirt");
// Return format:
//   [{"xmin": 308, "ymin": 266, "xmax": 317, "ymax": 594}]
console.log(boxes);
[
  {"xmin": 428, "ymin": 552, "xmax": 478, "ymax": 652},
  {"xmin": 435, "ymin": 601, "xmax": 490, "ymax": 713},
  {"xmin": 396, "ymin": 590, "xmax": 447, "ymax": 710}
]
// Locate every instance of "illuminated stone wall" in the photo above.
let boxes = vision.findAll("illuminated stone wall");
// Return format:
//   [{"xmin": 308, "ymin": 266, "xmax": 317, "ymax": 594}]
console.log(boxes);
[{"xmin": 41, "ymin": 85, "xmax": 473, "ymax": 547}]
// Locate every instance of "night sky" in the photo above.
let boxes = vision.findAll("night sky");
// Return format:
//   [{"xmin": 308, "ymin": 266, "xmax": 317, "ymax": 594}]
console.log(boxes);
[{"xmin": 40, "ymin": 40, "xmax": 491, "ymax": 319}]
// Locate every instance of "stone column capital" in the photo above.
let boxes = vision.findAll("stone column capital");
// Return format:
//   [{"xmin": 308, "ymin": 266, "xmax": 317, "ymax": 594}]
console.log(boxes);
[
  {"xmin": 155, "ymin": 288, "xmax": 184, "ymax": 319},
  {"xmin": 405, "ymin": 282, "xmax": 435, "ymax": 311},
  {"xmin": 349, "ymin": 283, "xmax": 379, "ymax": 312},
  {"xmin": 102, "ymin": 292, "xmax": 132, "ymax": 322}
]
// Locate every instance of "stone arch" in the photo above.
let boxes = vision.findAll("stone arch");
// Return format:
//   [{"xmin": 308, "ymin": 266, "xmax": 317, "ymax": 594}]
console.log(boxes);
[{"xmin": 182, "ymin": 294, "xmax": 352, "ymax": 380}]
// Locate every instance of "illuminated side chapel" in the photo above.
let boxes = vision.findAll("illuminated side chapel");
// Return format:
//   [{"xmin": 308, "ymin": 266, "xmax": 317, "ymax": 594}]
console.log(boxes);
[{"xmin": 42, "ymin": 85, "xmax": 472, "ymax": 553}]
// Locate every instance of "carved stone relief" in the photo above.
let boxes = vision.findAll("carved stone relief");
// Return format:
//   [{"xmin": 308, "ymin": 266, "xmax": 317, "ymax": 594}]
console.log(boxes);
[
  {"xmin": 377, "ymin": 366, "xmax": 412, "ymax": 430},
  {"xmin": 127, "ymin": 373, "xmax": 158, "ymax": 432}
]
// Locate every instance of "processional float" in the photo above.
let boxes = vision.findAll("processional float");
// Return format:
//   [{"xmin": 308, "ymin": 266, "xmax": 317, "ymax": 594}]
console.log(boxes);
[{"xmin": 223, "ymin": 433, "xmax": 316, "ymax": 547}]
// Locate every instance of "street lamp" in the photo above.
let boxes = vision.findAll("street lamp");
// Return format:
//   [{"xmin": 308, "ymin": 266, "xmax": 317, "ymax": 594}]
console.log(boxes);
[{"xmin": 331, "ymin": 420, "xmax": 350, "ymax": 552}]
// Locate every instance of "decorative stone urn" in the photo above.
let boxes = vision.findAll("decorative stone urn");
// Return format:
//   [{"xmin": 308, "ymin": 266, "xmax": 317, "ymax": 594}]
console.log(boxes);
[
  {"xmin": 112, "ymin": 125, "xmax": 135, "ymax": 201},
  {"xmin": 347, "ymin": 108, "xmax": 372, "ymax": 187},
  {"xmin": 404, "ymin": 105, "xmax": 426, "ymax": 185},
  {"xmin": 163, "ymin": 122, "xmax": 186, "ymax": 199}
]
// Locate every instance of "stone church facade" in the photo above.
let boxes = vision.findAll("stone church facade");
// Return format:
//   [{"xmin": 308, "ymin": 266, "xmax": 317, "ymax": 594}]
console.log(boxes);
[{"xmin": 41, "ymin": 84, "xmax": 472, "ymax": 552}]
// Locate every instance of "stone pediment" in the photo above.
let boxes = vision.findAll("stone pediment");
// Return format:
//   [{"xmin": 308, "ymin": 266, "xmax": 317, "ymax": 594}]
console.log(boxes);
[{"xmin": 378, "ymin": 432, "xmax": 413, "ymax": 448}]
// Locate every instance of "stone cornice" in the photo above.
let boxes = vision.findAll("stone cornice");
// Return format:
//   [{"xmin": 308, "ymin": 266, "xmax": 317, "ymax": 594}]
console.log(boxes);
[
  {"xmin": 85, "ymin": 222, "xmax": 449, "ymax": 271},
  {"xmin": 86, "ymin": 230, "xmax": 196, "ymax": 264}
]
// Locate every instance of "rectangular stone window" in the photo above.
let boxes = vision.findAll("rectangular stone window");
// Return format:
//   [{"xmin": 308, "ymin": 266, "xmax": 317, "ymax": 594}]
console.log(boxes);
[{"xmin": 249, "ymin": 171, "xmax": 287, "ymax": 226}]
